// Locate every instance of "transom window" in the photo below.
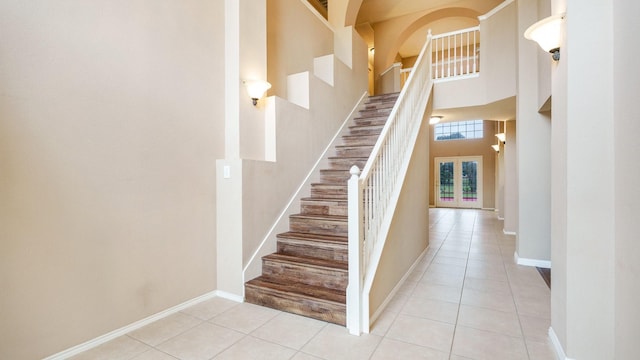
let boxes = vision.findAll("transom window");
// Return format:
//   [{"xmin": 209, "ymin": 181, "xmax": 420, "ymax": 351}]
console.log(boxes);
[{"xmin": 434, "ymin": 120, "xmax": 484, "ymax": 141}]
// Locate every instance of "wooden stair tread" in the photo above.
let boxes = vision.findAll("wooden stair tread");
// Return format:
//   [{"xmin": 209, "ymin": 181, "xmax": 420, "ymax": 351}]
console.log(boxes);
[
  {"xmin": 264, "ymin": 253, "xmax": 347, "ymax": 270},
  {"xmin": 246, "ymin": 276, "xmax": 346, "ymax": 304},
  {"xmin": 277, "ymin": 231, "xmax": 347, "ymax": 243}
]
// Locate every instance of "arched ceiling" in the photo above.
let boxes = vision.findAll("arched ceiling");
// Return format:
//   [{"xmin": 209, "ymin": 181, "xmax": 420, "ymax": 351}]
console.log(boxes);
[{"xmin": 355, "ymin": 0, "xmax": 503, "ymax": 25}]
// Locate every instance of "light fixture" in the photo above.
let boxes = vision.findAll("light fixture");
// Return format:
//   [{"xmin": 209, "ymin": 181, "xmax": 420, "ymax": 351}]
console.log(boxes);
[
  {"xmin": 495, "ymin": 133, "xmax": 506, "ymax": 143},
  {"xmin": 524, "ymin": 13, "xmax": 565, "ymax": 61},
  {"xmin": 491, "ymin": 144, "xmax": 500, "ymax": 152},
  {"xmin": 429, "ymin": 116, "xmax": 442, "ymax": 125},
  {"xmin": 243, "ymin": 80, "xmax": 272, "ymax": 106}
]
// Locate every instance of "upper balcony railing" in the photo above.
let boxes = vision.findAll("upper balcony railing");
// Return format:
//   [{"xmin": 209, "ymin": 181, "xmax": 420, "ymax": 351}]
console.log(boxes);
[{"xmin": 401, "ymin": 26, "xmax": 480, "ymax": 85}]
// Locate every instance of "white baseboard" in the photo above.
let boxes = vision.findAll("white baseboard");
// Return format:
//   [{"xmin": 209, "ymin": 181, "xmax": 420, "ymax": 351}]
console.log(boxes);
[
  {"xmin": 549, "ymin": 327, "xmax": 574, "ymax": 360},
  {"xmin": 497, "ymin": 216, "xmax": 504, "ymax": 220},
  {"xmin": 44, "ymin": 290, "xmax": 239, "ymax": 360},
  {"xmin": 514, "ymin": 251, "xmax": 551, "ymax": 268},
  {"xmin": 503, "ymin": 229, "xmax": 516, "ymax": 235}
]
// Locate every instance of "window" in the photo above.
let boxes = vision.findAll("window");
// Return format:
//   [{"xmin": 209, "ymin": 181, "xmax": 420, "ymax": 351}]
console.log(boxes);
[{"xmin": 434, "ymin": 120, "xmax": 484, "ymax": 141}]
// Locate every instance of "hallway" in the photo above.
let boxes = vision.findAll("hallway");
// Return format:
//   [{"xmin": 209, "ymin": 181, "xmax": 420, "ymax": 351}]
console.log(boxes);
[{"xmin": 71, "ymin": 209, "xmax": 555, "ymax": 360}]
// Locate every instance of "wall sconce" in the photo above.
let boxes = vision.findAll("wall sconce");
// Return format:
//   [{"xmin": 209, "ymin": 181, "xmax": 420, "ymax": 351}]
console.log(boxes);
[
  {"xmin": 243, "ymin": 80, "xmax": 271, "ymax": 106},
  {"xmin": 495, "ymin": 133, "xmax": 506, "ymax": 143},
  {"xmin": 491, "ymin": 144, "xmax": 500, "ymax": 152},
  {"xmin": 429, "ymin": 116, "xmax": 442, "ymax": 125},
  {"xmin": 524, "ymin": 13, "xmax": 565, "ymax": 61}
]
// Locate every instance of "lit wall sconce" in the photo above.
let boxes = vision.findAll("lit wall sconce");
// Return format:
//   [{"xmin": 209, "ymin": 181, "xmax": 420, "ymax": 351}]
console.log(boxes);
[
  {"xmin": 243, "ymin": 79, "xmax": 271, "ymax": 106},
  {"xmin": 495, "ymin": 132, "xmax": 506, "ymax": 143},
  {"xmin": 429, "ymin": 116, "xmax": 442, "ymax": 125},
  {"xmin": 524, "ymin": 13, "xmax": 564, "ymax": 61},
  {"xmin": 491, "ymin": 144, "xmax": 500, "ymax": 152}
]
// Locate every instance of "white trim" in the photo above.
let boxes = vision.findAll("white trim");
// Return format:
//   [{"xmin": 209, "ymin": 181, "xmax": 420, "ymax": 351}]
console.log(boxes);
[
  {"xmin": 549, "ymin": 327, "xmax": 575, "ymax": 360},
  {"xmin": 242, "ymin": 92, "xmax": 369, "ymax": 279},
  {"xmin": 514, "ymin": 251, "xmax": 551, "ymax": 268},
  {"xmin": 44, "ymin": 291, "xmax": 235, "ymax": 360},
  {"xmin": 433, "ymin": 73, "xmax": 480, "ymax": 83},
  {"xmin": 503, "ymin": 229, "xmax": 516, "ymax": 235},
  {"xmin": 481, "ymin": 207, "xmax": 495, "ymax": 211},
  {"xmin": 380, "ymin": 62, "xmax": 402, "ymax": 76},
  {"xmin": 299, "ymin": 0, "xmax": 333, "ymax": 31},
  {"xmin": 478, "ymin": 0, "xmax": 515, "ymax": 21},
  {"xmin": 365, "ymin": 246, "xmax": 430, "ymax": 332},
  {"xmin": 497, "ymin": 216, "xmax": 504, "ymax": 220}
]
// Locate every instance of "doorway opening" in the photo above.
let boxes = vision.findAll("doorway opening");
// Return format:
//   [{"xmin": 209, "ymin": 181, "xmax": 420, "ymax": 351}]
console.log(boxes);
[{"xmin": 435, "ymin": 156, "xmax": 483, "ymax": 208}]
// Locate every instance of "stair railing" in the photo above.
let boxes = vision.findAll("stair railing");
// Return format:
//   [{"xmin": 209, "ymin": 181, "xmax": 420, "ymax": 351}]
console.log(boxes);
[
  {"xmin": 432, "ymin": 26, "xmax": 480, "ymax": 81},
  {"xmin": 346, "ymin": 31, "xmax": 434, "ymax": 335}
]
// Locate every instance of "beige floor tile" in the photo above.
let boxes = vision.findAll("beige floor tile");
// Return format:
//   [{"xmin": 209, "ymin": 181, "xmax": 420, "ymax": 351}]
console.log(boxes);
[
  {"xmin": 290, "ymin": 352, "xmax": 324, "ymax": 360},
  {"xmin": 370, "ymin": 338, "xmax": 449, "ymax": 360},
  {"xmin": 433, "ymin": 255, "xmax": 468, "ymax": 266},
  {"xmin": 400, "ymin": 297, "xmax": 459, "ymax": 324},
  {"xmin": 180, "ymin": 297, "xmax": 239, "ymax": 320},
  {"xmin": 460, "ymin": 288, "xmax": 517, "ymax": 313},
  {"xmin": 436, "ymin": 249, "xmax": 469, "ymax": 259},
  {"xmin": 426, "ymin": 263, "xmax": 466, "ymax": 276},
  {"xmin": 519, "ymin": 314, "xmax": 551, "ymax": 342},
  {"xmin": 130, "ymin": 348, "xmax": 179, "ymax": 360},
  {"xmin": 369, "ymin": 309, "xmax": 399, "ymax": 336},
  {"xmin": 384, "ymin": 291, "xmax": 410, "ymax": 313},
  {"xmin": 251, "ymin": 312, "xmax": 326, "ymax": 350},
  {"xmin": 526, "ymin": 339, "xmax": 557, "ymax": 360},
  {"xmin": 411, "ymin": 282, "xmax": 462, "ymax": 303},
  {"xmin": 464, "ymin": 265, "xmax": 509, "ymax": 282},
  {"xmin": 213, "ymin": 336, "xmax": 296, "ymax": 360},
  {"xmin": 451, "ymin": 325, "xmax": 528, "ymax": 360},
  {"xmin": 467, "ymin": 252, "xmax": 504, "ymax": 263},
  {"xmin": 210, "ymin": 302, "xmax": 280, "ymax": 334},
  {"xmin": 463, "ymin": 277, "xmax": 512, "ymax": 296},
  {"xmin": 513, "ymin": 294, "xmax": 551, "ymax": 319},
  {"xmin": 128, "ymin": 312, "xmax": 202, "ymax": 346},
  {"xmin": 385, "ymin": 314, "xmax": 455, "ymax": 352},
  {"xmin": 69, "ymin": 336, "xmax": 150, "ymax": 360},
  {"xmin": 449, "ymin": 355, "xmax": 475, "ymax": 360},
  {"xmin": 156, "ymin": 322, "xmax": 244, "ymax": 360},
  {"xmin": 301, "ymin": 323, "xmax": 382, "ymax": 360},
  {"xmin": 421, "ymin": 270, "xmax": 465, "ymax": 287},
  {"xmin": 457, "ymin": 305, "xmax": 522, "ymax": 337}
]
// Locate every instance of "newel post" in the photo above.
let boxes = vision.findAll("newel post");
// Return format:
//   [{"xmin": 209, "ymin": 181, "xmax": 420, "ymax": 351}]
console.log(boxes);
[{"xmin": 346, "ymin": 165, "xmax": 362, "ymax": 335}]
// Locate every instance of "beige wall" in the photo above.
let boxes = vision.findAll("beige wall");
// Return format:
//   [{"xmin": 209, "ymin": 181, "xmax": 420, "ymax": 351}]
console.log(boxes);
[
  {"xmin": 429, "ymin": 120, "xmax": 497, "ymax": 209},
  {"xmin": 369, "ymin": 107, "xmax": 431, "ymax": 317},
  {"xmin": 0, "ymin": 1, "xmax": 224, "ymax": 359},
  {"xmin": 614, "ymin": 1, "xmax": 640, "ymax": 358},
  {"xmin": 503, "ymin": 120, "xmax": 518, "ymax": 233},
  {"xmin": 515, "ymin": 0, "xmax": 551, "ymax": 263},
  {"xmin": 434, "ymin": 1, "xmax": 517, "ymax": 111},
  {"xmin": 551, "ymin": 0, "xmax": 617, "ymax": 358},
  {"xmin": 242, "ymin": 0, "xmax": 368, "ymax": 279}
]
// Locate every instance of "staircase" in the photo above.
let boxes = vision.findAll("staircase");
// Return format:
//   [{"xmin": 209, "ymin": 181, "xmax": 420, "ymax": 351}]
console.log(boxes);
[{"xmin": 244, "ymin": 93, "xmax": 400, "ymax": 325}]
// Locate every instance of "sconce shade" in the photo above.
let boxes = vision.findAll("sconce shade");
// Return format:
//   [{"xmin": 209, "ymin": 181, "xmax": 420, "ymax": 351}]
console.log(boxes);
[
  {"xmin": 524, "ymin": 14, "xmax": 564, "ymax": 56},
  {"xmin": 429, "ymin": 116, "xmax": 442, "ymax": 125},
  {"xmin": 491, "ymin": 144, "xmax": 500, "ymax": 152},
  {"xmin": 243, "ymin": 80, "xmax": 271, "ymax": 105},
  {"xmin": 495, "ymin": 133, "xmax": 506, "ymax": 142}
]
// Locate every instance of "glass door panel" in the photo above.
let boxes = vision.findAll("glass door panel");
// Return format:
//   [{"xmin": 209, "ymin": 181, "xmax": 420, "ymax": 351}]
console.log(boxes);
[
  {"xmin": 439, "ymin": 161, "xmax": 455, "ymax": 205},
  {"xmin": 461, "ymin": 160, "xmax": 478, "ymax": 204}
]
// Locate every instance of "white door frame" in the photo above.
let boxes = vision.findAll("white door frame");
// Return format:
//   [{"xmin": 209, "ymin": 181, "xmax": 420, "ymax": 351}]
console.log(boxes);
[{"xmin": 434, "ymin": 156, "xmax": 483, "ymax": 208}]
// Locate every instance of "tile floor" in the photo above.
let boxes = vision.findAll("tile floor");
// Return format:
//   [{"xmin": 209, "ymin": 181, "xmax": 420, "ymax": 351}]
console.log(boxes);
[{"xmin": 71, "ymin": 208, "xmax": 556, "ymax": 360}]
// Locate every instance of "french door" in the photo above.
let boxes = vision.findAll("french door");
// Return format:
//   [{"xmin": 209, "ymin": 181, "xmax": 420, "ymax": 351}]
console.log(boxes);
[{"xmin": 435, "ymin": 156, "xmax": 483, "ymax": 208}]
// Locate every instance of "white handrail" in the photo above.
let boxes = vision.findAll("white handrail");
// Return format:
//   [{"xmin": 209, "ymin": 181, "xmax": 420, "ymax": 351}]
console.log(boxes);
[{"xmin": 346, "ymin": 30, "xmax": 434, "ymax": 335}]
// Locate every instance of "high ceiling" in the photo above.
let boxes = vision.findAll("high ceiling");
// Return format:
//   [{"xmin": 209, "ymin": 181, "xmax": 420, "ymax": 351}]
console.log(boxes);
[
  {"xmin": 355, "ymin": 0, "xmax": 504, "ymax": 57},
  {"xmin": 356, "ymin": 0, "xmax": 503, "ymax": 25}
]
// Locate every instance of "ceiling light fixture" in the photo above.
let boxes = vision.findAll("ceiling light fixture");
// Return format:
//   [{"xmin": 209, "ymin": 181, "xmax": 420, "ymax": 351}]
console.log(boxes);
[{"xmin": 429, "ymin": 116, "xmax": 442, "ymax": 125}]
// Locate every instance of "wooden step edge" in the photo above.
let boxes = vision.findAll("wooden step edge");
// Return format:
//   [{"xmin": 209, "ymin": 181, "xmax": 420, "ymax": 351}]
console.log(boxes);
[
  {"xmin": 264, "ymin": 253, "xmax": 348, "ymax": 271},
  {"xmin": 246, "ymin": 276, "xmax": 346, "ymax": 304},
  {"xmin": 277, "ymin": 231, "xmax": 348, "ymax": 243},
  {"xmin": 290, "ymin": 213, "xmax": 347, "ymax": 220}
]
